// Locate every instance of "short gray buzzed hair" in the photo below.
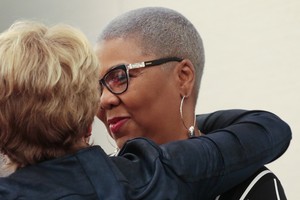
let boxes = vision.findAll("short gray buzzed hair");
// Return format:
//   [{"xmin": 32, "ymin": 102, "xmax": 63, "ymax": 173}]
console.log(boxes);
[{"xmin": 97, "ymin": 7, "xmax": 205, "ymax": 100}]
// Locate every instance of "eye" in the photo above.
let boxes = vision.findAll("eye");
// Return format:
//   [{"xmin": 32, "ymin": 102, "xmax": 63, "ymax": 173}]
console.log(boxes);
[{"xmin": 106, "ymin": 69, "xmax": 127, "ymax": 87}]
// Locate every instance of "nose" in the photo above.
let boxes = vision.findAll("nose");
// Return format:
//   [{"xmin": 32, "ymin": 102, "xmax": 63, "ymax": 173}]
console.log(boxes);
[{"xmin": 99, "ymin": 86, "xmax": 120, "ymax": 110}]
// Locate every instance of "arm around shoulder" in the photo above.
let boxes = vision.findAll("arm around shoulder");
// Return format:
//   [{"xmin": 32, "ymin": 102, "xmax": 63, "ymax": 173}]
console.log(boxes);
[
  {"xmin": 197, "ymin": 109, "xmax": 292, "ymax": 162},
  {"xmin": 113, "ymin": 109, "xmax": 291, "ymax": 199}
]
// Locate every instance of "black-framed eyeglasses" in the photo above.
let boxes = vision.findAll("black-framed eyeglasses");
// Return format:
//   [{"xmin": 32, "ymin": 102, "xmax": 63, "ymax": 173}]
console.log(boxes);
[{"xmin": 99, "ymin": 57, "xmax": 183, "ymax": 95}]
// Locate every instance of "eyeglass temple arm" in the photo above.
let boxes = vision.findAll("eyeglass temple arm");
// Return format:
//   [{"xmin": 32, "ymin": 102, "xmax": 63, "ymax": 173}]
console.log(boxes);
[
  {"xmin": 127, "ymin": 57, "xmax": 183, "ymax": 70},
  {"xmin": 144, "ymin": 57, "xmax": 183, "ymax": 67}
]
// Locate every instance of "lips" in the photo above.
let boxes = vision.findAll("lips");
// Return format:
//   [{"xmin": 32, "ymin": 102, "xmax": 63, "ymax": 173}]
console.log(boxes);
[{"xmin": 107, "ymin": 117, "xmax": 129, "ymax": 134}]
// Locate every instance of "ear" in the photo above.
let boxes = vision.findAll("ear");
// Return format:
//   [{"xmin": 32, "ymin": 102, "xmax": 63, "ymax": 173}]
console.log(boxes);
[{"xmin": 174, "ymin": 59, "xmax": 195, "ymax": 97}]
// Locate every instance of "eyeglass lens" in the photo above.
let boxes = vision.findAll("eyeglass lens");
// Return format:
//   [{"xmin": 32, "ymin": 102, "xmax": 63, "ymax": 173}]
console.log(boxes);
[{"xmin": 104, "ymin": 67, "xmax": 128, "ymax": 94}]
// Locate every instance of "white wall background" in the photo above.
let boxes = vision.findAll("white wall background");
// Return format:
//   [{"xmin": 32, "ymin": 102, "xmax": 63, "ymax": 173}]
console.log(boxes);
[{"xmin": 1, "ymin": 0, "xmax": 299, "ymax": 198}]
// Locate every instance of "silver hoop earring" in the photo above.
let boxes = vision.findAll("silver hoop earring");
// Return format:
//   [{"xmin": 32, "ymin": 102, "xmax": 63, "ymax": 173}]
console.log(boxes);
[{"xmin": 180, "ymin": 96, "xmax": 196, "ymax": 137}]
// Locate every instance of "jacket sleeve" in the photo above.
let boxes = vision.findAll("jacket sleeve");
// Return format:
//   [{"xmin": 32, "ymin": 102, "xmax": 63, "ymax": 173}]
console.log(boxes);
[
  {"xmin": 196, "ymin": 109, "xmax": 291, "ymax": 161},
  {"xmin": 114, "ymin": 109, "xmax": 292, "ymax": 199}
]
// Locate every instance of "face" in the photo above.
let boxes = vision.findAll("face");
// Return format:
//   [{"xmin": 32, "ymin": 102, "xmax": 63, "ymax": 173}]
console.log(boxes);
[{"xmin": 96, "ymin": 38, "xmax": 187, "ymax": 148}]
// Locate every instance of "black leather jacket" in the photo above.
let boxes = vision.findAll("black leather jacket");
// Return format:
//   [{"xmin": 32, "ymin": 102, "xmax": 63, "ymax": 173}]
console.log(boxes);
[{"xmin": 0, "ymin": 110, "xmax": 291, "ymax": 199}]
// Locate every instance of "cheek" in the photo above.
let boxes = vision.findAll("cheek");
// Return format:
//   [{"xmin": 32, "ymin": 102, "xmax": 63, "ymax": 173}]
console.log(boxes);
[
  {"xmin": 125, "ymin": 85, "xmax": 164, "ymax": 126},
  {"xmin": 122, "ymin": 72, "xmax": 174, "ymax": 133},
  {"xmin": 132, "ymin": 75, "xmax": 172, "ymax": 107},
  {"xmin": 126, "ymin": 77, "xmax": 160, "ymax": 110},
  {"xmin": 122, "ymin": 86, "xmax": 156, "ymax": 127}
]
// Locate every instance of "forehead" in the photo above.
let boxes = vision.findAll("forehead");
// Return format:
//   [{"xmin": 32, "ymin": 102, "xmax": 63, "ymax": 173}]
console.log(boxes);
[{"xmin": 95, "ymin": 38, "xmax": 149, "ymax": 75}]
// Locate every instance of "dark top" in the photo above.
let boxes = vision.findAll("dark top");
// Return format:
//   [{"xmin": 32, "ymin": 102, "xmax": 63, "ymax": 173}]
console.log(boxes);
[
  {"xmin": 217, "ymin": 166, "xmax": 287, "ymax": 200},
  {"xmin": 0, "ymin": 109, "xmax": 291, "ymax": 199}
]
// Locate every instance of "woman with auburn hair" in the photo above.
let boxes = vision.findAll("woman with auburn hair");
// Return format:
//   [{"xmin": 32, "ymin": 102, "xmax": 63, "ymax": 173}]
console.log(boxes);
[{"xmin": 0, "ymin": 20, "xmax": 291, "ymax": 200}]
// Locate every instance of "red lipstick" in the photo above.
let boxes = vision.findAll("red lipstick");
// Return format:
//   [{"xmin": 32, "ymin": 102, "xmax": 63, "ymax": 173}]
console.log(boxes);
[{"xmin": 107, "ymin": 117, "xmax": 129, "ymax": 134}]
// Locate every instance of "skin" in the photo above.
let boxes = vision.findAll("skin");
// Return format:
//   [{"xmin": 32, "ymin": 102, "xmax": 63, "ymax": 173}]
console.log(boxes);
[{"xmin": 96, "ymin": 37, "xmax": 199, "ymax": 148}]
